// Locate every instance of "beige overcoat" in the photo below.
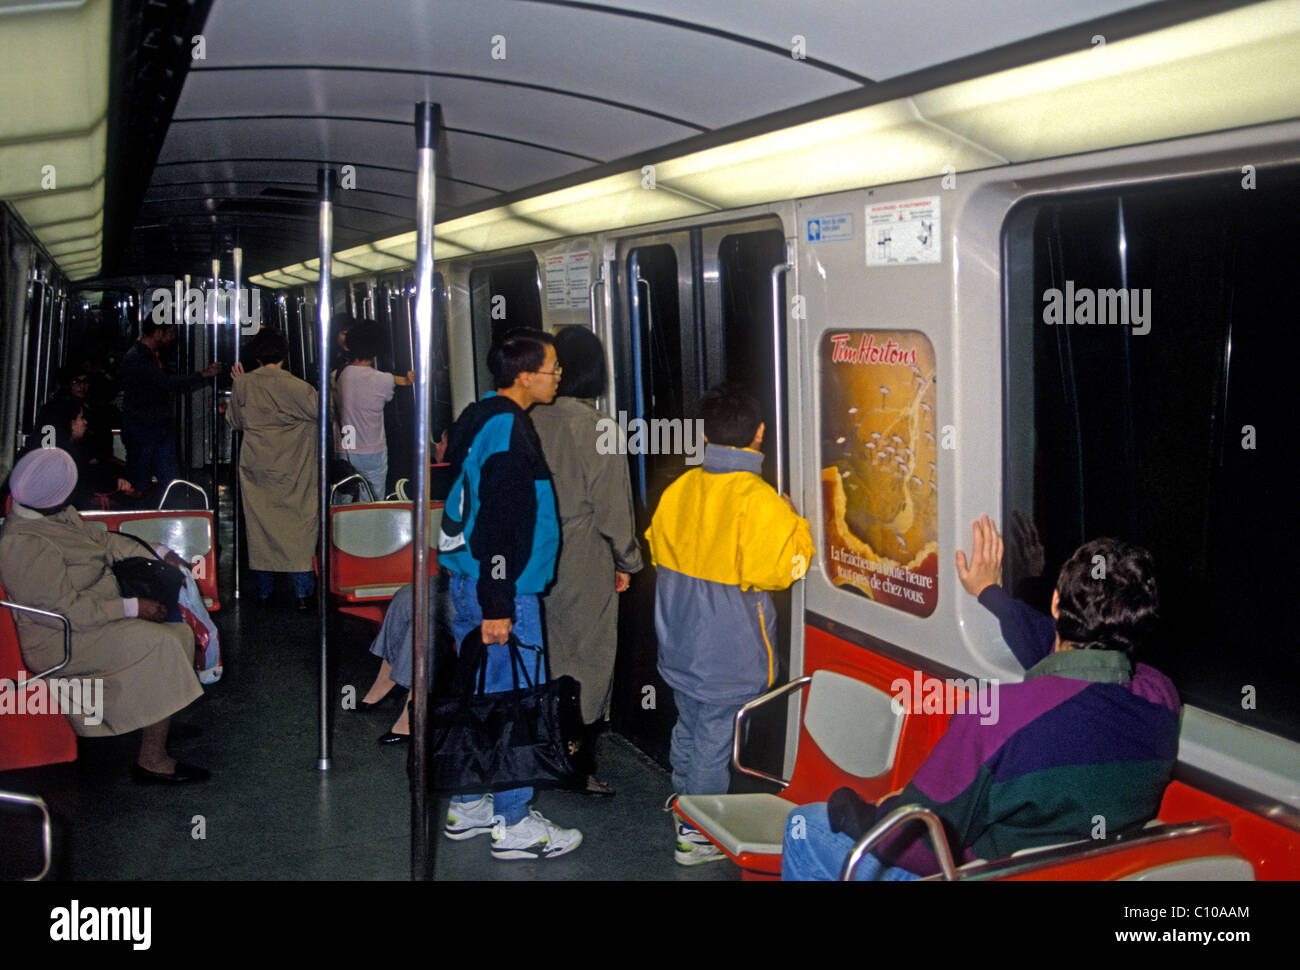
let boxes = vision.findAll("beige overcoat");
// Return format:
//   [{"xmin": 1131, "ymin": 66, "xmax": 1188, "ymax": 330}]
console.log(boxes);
[
  {"xmin": 0, "ymin": 506, "xmax": 201, "ymax": 737},
  {"xmin": 226, "ymin": 365, "xmax": 319, "ymax": 572},
  {"xmin": 531, "ymin": 396, "xmax": 643, "ymax": 723}
]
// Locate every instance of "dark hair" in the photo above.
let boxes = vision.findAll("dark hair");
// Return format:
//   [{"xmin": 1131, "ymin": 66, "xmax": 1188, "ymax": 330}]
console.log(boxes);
[
  {"xmin": 698, "ymin": 384, "xmax": 762, "ymax": 447},
  {"xmin": 1054, "ymin": 538, "xmax": 1160, "ymax": 656},
  {"xmin": 141, "ymin": 319, "xmax": 175, "ymax": 338},
  {"xmin": 41, "ymin": 398, "xmax": 84, "ymax": 440},
  {"xmin": 247, "ymin": 327, "xmax": 289, "ymax": 366},
  {"xmin": 487, "ymin": 328, "xmax": 552, "ymax": 389},
  {"xmin": 58, "ymin": 364, "xmax": 90, "ymax": 388},
  {"xmin": 345, "ymin": 321, "xmax": 387, "ymax": 361},
  {"xmin": 553, "ymin": 326, "xmax": 606, "ymax": 399}
]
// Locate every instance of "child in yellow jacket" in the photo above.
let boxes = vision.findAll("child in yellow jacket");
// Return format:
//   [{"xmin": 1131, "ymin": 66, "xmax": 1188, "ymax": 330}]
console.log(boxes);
[{"xmin": 645, "ymin": 385, "xmax": 814, "ymax": 865}]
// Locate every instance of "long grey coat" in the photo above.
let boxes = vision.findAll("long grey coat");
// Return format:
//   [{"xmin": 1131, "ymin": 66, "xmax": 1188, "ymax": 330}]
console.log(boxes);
[
  {"xmin": 531, "ymin": 396, "xmax": 643, "ymax": 723},
  {"xmin": 0, "ymin": 506, "xmax": 201, "ymax": 736},
  {"xmin": 226, "ymin": 365, "xmax": 319, "ymax": 572}
]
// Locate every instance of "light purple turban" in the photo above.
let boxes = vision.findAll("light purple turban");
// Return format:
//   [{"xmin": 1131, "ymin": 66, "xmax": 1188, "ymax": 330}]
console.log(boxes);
[{"xmin": 9, "ymin": 448, "xmax": 77, "ymax": 510}]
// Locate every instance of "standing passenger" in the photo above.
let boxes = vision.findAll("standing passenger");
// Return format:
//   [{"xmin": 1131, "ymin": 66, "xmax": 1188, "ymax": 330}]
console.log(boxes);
[
  {"xmin": 226, "ymin": 329, "xmax": 319, "ymax": 611},
  {"xmin": 647, "ymin": 385, "xmax": 814, "ymax": 865},
  {"xmin": 118, "ymin": 321, "xmax": 223, "ymax": 503},
  {"xmin": 436, "ymin": 328, "xmax": 582, "ymax": 860},
  {"xmin": 337, "ymin": 322, "xmax": 413, "ymax": 502},
  {"xmin": 531, "ymin": 327, "xmax": 642, "ymax": 795}
]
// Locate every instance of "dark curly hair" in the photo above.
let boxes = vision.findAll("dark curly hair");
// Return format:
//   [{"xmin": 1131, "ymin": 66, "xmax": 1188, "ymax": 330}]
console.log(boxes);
[{"xmin": 1054, "ymin": 538, "xmax": 1160, "ymax": 656}]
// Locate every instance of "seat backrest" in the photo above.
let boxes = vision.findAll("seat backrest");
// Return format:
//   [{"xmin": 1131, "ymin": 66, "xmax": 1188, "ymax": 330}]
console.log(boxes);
[
  {"xmin": 802, "ymin": 669, "xmax": 904, "ymax": 780},
  {"xmin": 329, "ymin": 503, "xmax": 442, "ymax": 595},
  {"xmin": 81, "ymin": 509, "xmax": 219, "ymax": 609}
]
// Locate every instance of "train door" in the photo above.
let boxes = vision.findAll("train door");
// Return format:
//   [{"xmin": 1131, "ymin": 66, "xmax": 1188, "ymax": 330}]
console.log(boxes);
[{"xmin": 609, "ymin": 215, "xmax": 794, "ymax": 775}]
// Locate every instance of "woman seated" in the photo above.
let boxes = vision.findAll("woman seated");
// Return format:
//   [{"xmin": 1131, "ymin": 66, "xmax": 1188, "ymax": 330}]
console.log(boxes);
[
  {"xmin": 26, "ymin": 397, "xmax": 134, "ymax": 509},
  {"xmin": 0, "ymin": 448, "xmax": 209, "ymax": 783}
]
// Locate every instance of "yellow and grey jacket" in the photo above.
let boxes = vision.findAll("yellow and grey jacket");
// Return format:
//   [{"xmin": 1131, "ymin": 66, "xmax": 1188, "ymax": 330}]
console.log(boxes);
[{"xmin": 645, "ymin": 444, "xmax": 814, "ymax": 705}]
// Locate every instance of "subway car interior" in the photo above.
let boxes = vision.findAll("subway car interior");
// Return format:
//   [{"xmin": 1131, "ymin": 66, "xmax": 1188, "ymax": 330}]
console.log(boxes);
[{"xmin": 1, "ymin": 0, "xmax": 1298, "ymax": 891}]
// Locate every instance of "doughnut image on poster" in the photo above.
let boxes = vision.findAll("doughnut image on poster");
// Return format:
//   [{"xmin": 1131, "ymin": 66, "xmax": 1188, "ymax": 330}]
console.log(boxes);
[{"xmin": 820, "ymin": 330, "xmax": 938, "ymax": 616}]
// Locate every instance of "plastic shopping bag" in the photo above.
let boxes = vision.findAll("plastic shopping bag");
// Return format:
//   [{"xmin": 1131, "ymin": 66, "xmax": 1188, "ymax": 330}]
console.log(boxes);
[{"xmin": 178, "ymin": 569, "xmax": 222, "ymax": 684}]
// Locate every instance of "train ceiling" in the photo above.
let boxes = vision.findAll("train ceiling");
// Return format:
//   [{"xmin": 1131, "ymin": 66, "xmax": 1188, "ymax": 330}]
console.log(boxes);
[{"xmin": 0, "ymin": 0, "xmax": 1292, "ymax": 285}]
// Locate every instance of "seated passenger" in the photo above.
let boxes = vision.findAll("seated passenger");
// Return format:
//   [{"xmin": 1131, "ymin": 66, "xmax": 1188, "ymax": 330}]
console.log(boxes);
[
  {"xmin": 781, "ymin": 515, "xmax": 1179, "ymax": 880},
  {"xmin": 24, "ymin": 398, "xmax": 134, "ymax": 509},
  {"xmin": 0, "ymin": 448, "xmax": 210, "ymax": 783},
  {"xmin": 359, "ymin": 575, "xmax": 443, "ymax": 744}
]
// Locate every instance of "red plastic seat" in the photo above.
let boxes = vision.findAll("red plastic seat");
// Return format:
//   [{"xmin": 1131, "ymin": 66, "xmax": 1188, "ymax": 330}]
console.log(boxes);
[
  {"xmin": 0, "ymin": 583, "xmax": 77, "ymax": 771},
  {"xmin": 328, "ymin": 502, "xmax": 442, "ymax": 624}
]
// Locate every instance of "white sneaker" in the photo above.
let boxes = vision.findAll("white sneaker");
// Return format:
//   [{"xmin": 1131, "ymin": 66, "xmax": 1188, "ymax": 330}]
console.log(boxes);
[
  {"xmin": 490, "ymin": 809, "xmax": 583, "ymax": 861},
  {"xmin": 197, "ymin": 665, "xmax": 222, "ymax": 685},
  {"xmin": 675, "ymin": 818, "xmax": 727, "ymax": 867},
  {"xmin": 444, "ymin": 795, "xmax": 495, "ymax": 840}
]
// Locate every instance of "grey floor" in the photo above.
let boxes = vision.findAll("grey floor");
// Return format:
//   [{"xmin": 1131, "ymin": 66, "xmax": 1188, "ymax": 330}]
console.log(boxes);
[{"xmin": 1, "ymin": 517, "xmax": 742, "ymax": 881}]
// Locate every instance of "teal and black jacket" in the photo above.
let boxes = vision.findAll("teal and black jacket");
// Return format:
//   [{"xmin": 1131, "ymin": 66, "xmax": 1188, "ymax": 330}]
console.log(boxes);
[{"xmin": 437, "ymin": 394, "xmax": 559, "ymax": 620}]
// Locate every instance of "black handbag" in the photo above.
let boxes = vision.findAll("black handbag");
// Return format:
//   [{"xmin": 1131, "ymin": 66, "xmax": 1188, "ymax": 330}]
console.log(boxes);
[
  {"xmin": 111, "ymin": 534, "xmax": 185, "ymax": 621},
  {"xmin": 425, "ymin": 630, "xmax": 584, "ymax": 793}
]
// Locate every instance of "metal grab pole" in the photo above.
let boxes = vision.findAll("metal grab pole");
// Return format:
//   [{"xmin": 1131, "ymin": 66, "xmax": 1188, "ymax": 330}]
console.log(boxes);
[
  {"xmin": 411, "ymin": 100, "xmax": 441, "ymax": 881},
  {"xmin": 210, "ymin": 259, "xmax": 220, "ymax": 519},
  {"xmin": 769, "ymin": 258, "xmax": 793, "ymax": 496},
  {"xmin": 316, "ymin": 167, "xmax": 336, "ymax": 772},
  {"xmin": 231, "ymin": 246, "xmax": 243, "ymax": 600}
]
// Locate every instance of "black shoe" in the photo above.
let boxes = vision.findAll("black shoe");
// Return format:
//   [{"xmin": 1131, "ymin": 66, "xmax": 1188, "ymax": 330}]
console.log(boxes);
[
  {"xmin": 377, "ymin": 731, "xmax": 409, "ymax": 746},
  {"xmin": 132, "ymin": 761, "xmax": 211, "ymax": 784},
  {"xmin": 359, "ymin": 687, "xmax": 397, "ymax": 711}
]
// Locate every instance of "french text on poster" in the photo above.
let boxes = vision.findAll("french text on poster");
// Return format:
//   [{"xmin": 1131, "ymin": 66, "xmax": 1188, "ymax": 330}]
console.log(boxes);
[{"xmin": 866, "ymin": 197, "xmax": 941, "ymax": 266}]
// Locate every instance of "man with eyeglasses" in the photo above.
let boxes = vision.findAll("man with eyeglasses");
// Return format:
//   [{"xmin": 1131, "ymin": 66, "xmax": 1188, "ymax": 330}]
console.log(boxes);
[{"xmin": 434, "ymin": 327, "xmax": 581, "ymax": 861}]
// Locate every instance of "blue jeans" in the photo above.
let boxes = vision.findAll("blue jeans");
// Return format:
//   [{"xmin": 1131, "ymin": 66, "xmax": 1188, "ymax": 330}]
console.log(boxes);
[
  {"xmin": 347, "ymin": 450, "xmax": 387, "ymax": 502},
  {"xmin": 123, "ymin": 422, "xmax": 180, "ymax": 498},
  {"xmin": 781, "ymin": 803, "xmax": 920, "ymax": 881},
  {"xmin": 446, "ymin": 572, "xmax": 543, "ymax": 826},
  {"xmin": 670, "ymin": 693, "xmax": 744, "ymax": 796},
  {"xmin": 253, "ymin": 570, "xmax": 315, "ymax": 599}
]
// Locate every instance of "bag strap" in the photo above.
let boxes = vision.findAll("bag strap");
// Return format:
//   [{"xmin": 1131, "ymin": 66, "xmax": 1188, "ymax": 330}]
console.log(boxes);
[{"xmin": 117, "ymin": 531, "xmax": 162, "ymax": 559}]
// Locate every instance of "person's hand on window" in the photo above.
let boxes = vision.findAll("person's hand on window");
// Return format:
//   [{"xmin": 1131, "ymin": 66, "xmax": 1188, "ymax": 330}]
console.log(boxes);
[{"xmin": 956, "ymin": 514, "xmax": 1003, "ymax": 597}]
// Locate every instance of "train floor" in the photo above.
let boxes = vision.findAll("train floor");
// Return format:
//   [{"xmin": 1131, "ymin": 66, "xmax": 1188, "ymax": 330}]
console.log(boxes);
[{"xmin": 1, "ymin": 475, "xmax": 742, "ymax": 881}]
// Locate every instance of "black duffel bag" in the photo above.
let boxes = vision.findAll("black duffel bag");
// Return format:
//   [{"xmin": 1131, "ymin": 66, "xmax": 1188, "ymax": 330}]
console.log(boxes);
[{"xmin": 424, "ymin": 630, "xmax": 583, "ymax": 793}]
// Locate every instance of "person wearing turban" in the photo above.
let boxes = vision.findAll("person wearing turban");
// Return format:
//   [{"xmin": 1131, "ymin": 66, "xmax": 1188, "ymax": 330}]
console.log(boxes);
[{"xmin": 0, "ymin": 448, "xmax": 210, "ymax": 782}]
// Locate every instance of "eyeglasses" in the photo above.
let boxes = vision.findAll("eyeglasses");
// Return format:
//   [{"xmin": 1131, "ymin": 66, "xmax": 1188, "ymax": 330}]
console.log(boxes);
[{"xmin": 533, "ymin": 366, "xmax": 563, "ymax": 377}]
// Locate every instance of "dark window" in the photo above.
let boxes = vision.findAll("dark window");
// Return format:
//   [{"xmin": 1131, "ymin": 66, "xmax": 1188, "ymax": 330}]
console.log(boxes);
[
  {"xmin": 1003, "ymin": 167, "xmax": 1300, "ymax": 742},
  {"xmin": 469, "ymin": 257, "xmax": 543, "ymax": 394}
]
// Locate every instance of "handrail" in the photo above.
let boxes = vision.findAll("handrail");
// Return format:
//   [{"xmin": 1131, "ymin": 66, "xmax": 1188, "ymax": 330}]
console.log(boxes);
[
  {"xmin": 841, "ymin": 803, "xmax": 959, "ymax": 881},
  {"xmin": 769, "ymin": 258, "xmax": 793, "ymax": 496},
  {"xmin": 947, "ymin": 818, "xmax": 1233, "ymax": 882},
  {"xmin": 158, "ymin": 479, "xmax": 211, "ymax": 510},
  {"xmin": 1, "ymin": 599, "xmax": 72, "ymax": 685},
  {"xmin": 732, "ymin": 675, "xmax": 812, "ymax": 786},
  {"xmin": 0, "ymin": 790, "xmax": 53, "ymax": 881},
  {"xmin": 329, "ymin": 473, "xmax": 377, "ymax": 505}
]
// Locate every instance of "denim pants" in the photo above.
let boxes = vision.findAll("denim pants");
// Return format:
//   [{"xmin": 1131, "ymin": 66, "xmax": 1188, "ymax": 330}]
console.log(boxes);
[
  {"xmin": 347, "ymin": 450, "xmax": 387, "ymax": 502},
  {"xmin": 780, "ymin": 802, "xmax": 920, "ymax": 881},
  {"xmin": 670, "ymin": 692, "xmax": 744, "ymax": 796},
  {"xmin": 252, "ymin": 570, "xmax": 315, "ymax": 599},
  {"xmin": 446, "ymin": 572, "xmax": 544, "ymax": 826}
]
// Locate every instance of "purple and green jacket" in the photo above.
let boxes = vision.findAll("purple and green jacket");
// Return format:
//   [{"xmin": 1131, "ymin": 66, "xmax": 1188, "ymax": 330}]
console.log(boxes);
[{"xmin": 873, "ymin": 584, "xmax": 1181, "ymax": 874}]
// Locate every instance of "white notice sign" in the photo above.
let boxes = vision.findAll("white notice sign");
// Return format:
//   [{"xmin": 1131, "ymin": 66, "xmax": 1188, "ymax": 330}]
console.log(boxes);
[
  {"xmin": 866, "ymin": 196, "xmax": 941, "ymax": 266},
  {"xmin": 544, "ymin": 250, "xmax": 593, "ymax": 310}
]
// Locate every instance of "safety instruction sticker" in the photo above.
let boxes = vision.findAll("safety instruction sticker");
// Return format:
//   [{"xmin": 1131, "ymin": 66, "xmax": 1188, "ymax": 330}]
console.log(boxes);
[
  {"xmin": 866, "ymin": 196, "xmax": 941, "ymax": 266},
  {"xmin": 806, "ymin": 213, "xmax": 854, "ymax": 242},
  {"xmin": 544, "ymin": 251, "xmax": 592, "ymax": 310}
]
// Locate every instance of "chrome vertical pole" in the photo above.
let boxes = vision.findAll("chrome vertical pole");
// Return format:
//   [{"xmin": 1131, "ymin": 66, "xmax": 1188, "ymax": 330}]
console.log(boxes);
[
  {"xmin": 210, "ymin": 258, "xmax": 220, "ymax": 511},
  {"xmin": 182, "ymin": 273, "xmax": 192, "ymax": 473},
  {"xmin": 411, "ymin": 100, "xmax": 441, "ymax": 881},
  {"xmin": 231, "ymin": 247, "xmax": 243, "ymax": 600},
  {"xmin": 316, "ymin": 166, "xmax": 335, "ymax": 772},
  {"xmin": 769, "ymin": 258, "xmax": 793, "ymax": 496}
]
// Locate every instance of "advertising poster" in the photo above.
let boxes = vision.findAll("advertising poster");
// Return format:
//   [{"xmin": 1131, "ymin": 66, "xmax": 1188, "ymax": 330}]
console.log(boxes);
[{"xmin": 820, "ymin": 329, "xmax": 938, "ymax": 616}]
